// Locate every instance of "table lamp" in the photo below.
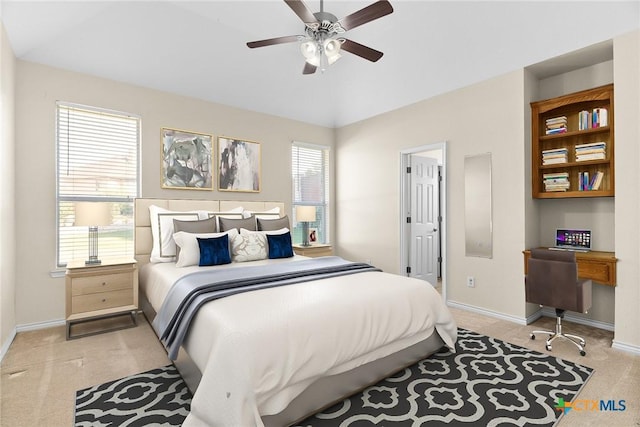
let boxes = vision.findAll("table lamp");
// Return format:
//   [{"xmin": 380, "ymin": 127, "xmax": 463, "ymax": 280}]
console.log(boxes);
[
  {"xmin": 74, "ymin": 202, "xmax": 112, "ymax": 265},
  {"xmin": 295, "ymin": 205, "xmax": 316, "ymax": 247}
]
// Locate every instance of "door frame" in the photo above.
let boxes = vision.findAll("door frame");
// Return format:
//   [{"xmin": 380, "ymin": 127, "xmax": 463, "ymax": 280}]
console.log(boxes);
[{"xmin": 399, "ymin": 141, "xmax": 448, "ymax": 301}]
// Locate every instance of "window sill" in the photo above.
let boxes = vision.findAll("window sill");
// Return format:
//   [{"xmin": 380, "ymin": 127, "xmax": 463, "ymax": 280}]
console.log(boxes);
[{"xmin": 50, "ymin": 269, "xmax": 65, "ymax": 279}]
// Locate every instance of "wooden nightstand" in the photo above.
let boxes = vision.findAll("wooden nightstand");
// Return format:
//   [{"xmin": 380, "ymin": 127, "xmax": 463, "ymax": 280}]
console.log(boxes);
[
  {"xmin": 293, "ymin": 244, "xmax": 333, "ymax": 258},
  {"xmin": 65, "ymin": 257, "xmax": 138, "ymax": 339}
]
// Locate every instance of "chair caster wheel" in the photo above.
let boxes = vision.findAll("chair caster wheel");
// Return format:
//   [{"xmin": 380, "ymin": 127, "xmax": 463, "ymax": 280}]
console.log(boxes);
[
  {"xmin": 580, "ymin": 350, "xmax": 586, "ymax": 356},
  {"xmin": 546, "ymin": 344, "xmax": 552, "ymax": 351},
  {"xmin": 530, "ymin": 334, "xmax": 535, "ymax": 340}
]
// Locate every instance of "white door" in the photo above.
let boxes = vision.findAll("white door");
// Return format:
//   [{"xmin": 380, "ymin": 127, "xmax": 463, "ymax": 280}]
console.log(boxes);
[{"xmin": 409, "ymin": 155, "xmax": 440, "ymax": 285}]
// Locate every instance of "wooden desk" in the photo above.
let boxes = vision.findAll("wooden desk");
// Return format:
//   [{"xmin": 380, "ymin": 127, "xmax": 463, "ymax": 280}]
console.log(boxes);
[{"xmin": 523, "ymin": 248, "xmax": 617, "ymax": 286}]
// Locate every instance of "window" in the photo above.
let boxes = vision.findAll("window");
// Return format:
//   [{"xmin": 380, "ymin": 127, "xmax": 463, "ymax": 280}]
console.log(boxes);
[
  {"xmin": 291, "ymin": 141, "xmax": 330, "ymax": 245},
  {"xmin": 56, "ymin": 102, "xmax": 140, "ymax": 267}
]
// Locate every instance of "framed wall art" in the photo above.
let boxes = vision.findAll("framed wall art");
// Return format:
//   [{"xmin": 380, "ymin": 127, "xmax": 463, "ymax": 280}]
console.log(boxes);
[
  {"xmin": 218, "ymin": 136, "xmax": 261, "ymax": 192},
  {"xmin": 161, "ymin": 128, "xmax": 213, "ymax": 190}
]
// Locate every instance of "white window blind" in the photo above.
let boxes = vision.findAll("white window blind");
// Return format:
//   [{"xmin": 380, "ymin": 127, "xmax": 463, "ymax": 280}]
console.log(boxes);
[
  {"xmin": 291, "ymin": 142, "xmax": 330, "ymax": 244},
  {"xmin": 56, "ymin": 103, "xmax": 140, "ymax": 267}
]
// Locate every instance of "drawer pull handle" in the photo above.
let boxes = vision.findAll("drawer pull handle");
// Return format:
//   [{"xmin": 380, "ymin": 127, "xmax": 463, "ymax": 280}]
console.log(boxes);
[
  {"xmin": 102, "ymin": 282, "xmax": 107, "ymax": 286},
  {"xmin": 101, "ymin": 299, "xmax": 107, "ymax": 303}
]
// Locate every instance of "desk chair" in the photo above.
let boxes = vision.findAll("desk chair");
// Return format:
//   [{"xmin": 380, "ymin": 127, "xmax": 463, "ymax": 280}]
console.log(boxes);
[{"xmin": 525, "ymin": 248, "xmax": 592, "ymax": 356}]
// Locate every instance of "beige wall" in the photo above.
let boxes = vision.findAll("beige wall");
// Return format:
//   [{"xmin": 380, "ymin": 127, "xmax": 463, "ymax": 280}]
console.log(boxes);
[
  {"xmin": 0, "ymin": 22, "xmax": 16, "ymax": 355},
  {"xmin": 14, "ymin": 61, "xmax": 334, "ymax": 326},
  {"xmin": 613, "ymin": 31, "xmax": 640, "ymax": 350},
  {"xmin": 336, "ymin": 70, "xmax": 529, "ymax": 321},
  {"xmin": 533, "ymin": 62, "xmax": 616, "ymax": 325},
  {"xmin": 335, "ymin": 30, "xmax": 640, "ymax": 350},
  {"xmin": 8, "ymin": 30, "xmax": 640, "ymax": 353}
]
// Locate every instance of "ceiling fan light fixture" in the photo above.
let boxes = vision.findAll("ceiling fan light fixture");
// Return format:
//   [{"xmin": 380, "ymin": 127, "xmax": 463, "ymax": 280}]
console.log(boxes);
[
  {"xmin": 300, "ymin": 40, "xmax": 318, "ymax": 59},
  {"xmin": 323, "ymin": 38, "xmax": 342, "ymax": 64}
]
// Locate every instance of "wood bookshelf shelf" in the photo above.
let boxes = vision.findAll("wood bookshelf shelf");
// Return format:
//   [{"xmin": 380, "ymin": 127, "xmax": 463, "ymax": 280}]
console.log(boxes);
[{"xmin": 531, "ymin": 84, "xmax": 614, "ymax": 198}]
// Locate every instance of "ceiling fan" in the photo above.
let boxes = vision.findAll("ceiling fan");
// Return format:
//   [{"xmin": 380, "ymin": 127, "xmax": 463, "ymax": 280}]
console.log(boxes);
[{"xmin": 246, "ymin": 0, "xmax": 393, "ymax": 75}]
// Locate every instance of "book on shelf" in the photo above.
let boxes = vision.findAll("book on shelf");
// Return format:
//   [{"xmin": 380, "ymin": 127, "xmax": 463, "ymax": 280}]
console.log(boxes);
[
  {"xmin": 576, "ymin": 153, "xmax": 606, "ymax": 162},
  {"xmin": 575, "ymin": 141, "xmax": 606, "ymax": 161},
  {"xmin": 578, "ymin": 171, "xmax": 605, "ymax": 191},
  {"xmin": 545, "ymin": 116, "xmax": 567, "ymax": 125},
  {"xmin": 542, "ymin": 172, "xmax": 569, "ymax": 192},
  {"xmin": 543, "ymin": 158, "xmax": 568, "ymax": 165},
  {"xmin": 592, "ymin": 171, "xmax": 604, "ymax": 190},
  {"xmin": 575, "ymin": 148, "xmax": 606, "ymax": 155},
  {"xmin": 544, "ymin": 116, "xmax": 567, "ymax": 135},
  {"xmin": 542, "ymin": 148, "xmax": 567, "ymax": 163},
  {"xmin": 592, "ymin": 108, "xmax": 608, "ymax": 128},
  {"xmin": 542, "ymin": 147, "xmax": 568, "ymax": 154},
  {"xmin": 575, "ymin": 141, "xmax": 606, "ymax": 149},
  {"xmin": 578, "ymin": 110, "xmax": 591, "ymax": 130},
  {"xmin": 543, "ymin": 172, "xmax": 569, "ymax": 178},
  {"xmin": 545, "ymin": 127, "xmax": 567, "ymax": 135}
]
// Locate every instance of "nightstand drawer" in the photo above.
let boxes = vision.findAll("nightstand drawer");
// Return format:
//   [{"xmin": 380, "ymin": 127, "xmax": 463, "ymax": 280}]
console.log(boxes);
[
  {"xmin": 71, "ymin": 289, "xmax": 134, "ymax": 314},
  {"xmin": 71, "ymin": 272, "xmax": 132, "ymax": 296}
]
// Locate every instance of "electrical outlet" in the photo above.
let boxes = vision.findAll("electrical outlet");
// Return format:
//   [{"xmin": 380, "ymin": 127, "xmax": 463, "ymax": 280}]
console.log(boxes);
[{"xmin": 467, "ymin": 276, "xmax": 475, "ymax": 288}]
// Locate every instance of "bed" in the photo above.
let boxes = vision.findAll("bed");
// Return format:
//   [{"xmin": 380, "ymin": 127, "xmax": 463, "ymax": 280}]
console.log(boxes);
[{"xmin": 135, "ymin": 198, "xmax": 457, "ymax": 427}]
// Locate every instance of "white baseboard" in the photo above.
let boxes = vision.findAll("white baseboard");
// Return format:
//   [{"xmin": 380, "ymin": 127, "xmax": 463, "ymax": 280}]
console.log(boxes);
[
  {"xmin": 0, "ymin": 327, "xmax": 17, "ymax": 363},
  {"xmin": 611, "ymin": 340, "xmax": 640, "ymax": 356},
  {"xmin": 540, "ymin": 307, "xmax": 615, "ymax": 332},
  {"xmin": 0, "ymin": 319, "xmax": 66, "ymax": 363},
  {"xmin": 447, "ymin": 300, "xmax": 528, "ymax": 325},
  {"xmin": 447, "ymin": 300, "xmax": 615, "ymax": 332},
  {"xmin": 16, "ymin": 318, "xmax": 65, "ymax": 333}
]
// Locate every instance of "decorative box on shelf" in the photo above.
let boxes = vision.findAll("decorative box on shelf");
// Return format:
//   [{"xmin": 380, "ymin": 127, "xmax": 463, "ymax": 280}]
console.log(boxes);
[
  {"xmin": 65, "ymin": 257, "xmax": 138, "ymax": 339},
  {"xmin": 292, "ymin": 244, "xmax": 333, "ymax": 258}
]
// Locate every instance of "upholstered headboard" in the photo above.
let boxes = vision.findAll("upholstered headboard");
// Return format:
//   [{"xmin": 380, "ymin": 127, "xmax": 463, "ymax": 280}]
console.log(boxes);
[{"xmin": 134, "ymin": 198, "xmax": 286, "ymax": 266}]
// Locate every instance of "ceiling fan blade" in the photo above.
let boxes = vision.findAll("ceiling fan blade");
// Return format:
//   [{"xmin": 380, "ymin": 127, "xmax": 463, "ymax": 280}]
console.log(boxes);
[
  {"xmin": 247, "ymin": 35, "xmax": 300, "ymax": 49},
  {"xmin": 341, "ymin": 39, "xmax": 384, "ymax": 62},
  {"xmin": 338, "ymin": 0, "xmax": 393, "ymax": 31},
  {"xmin": 284, "ymin": 0, "xmax": 318, "ymax": 24},
  {"xmin": 303, "ymin": 62, "xmax": 317, "ymax": 75}
]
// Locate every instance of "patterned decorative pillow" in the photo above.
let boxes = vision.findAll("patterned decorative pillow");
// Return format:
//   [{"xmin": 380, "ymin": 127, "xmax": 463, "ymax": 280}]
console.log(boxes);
[{"xmin": 231, "ymin": 229, "xmax": 268, "ymax": 262}]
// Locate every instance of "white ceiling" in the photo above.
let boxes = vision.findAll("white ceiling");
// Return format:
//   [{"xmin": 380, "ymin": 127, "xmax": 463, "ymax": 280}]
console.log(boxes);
[{"xmin": 1, "ymin": 1, "xmax": 639, "ymax": 128}]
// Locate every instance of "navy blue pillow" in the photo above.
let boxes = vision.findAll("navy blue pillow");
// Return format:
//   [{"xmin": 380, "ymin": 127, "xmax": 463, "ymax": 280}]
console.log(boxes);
[
  {"xmin": 197, "ymin": 235, "xmax": 231, "ymax": 266},
  {"xmin": 266, "ymin": 232, "xmax": 294, "ymax": 259}
]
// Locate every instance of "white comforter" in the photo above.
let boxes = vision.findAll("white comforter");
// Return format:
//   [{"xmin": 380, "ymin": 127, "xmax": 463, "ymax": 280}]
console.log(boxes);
[{"xmin": 141, "ymin": 257, "xmax": 457, "ymax": 427}]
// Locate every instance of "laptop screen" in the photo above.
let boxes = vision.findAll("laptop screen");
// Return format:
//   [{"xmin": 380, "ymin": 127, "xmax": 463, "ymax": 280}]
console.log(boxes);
[{"xmin": 555, "ymin": 229, "xmax": 591, "ymax": 250}]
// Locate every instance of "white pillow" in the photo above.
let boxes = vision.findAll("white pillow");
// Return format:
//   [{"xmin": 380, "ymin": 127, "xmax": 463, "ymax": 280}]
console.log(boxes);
[
  {"xmin": 244, "ymin": 206, "xmax": 280, "ymax": 220},
  {"xmin": 262, "ymin": 227, "xmax": 289, "ymax": 236},
  {"xmin": 149, "ymin": 205, "xmax": 208, "ymax": 263},
  {"xmin": 211, "ymin": 206, "xmax": 244, "ymax": 228},
  {"xmin": 231, "ymin": 229, "xmax": 268, "ymax": 262},
  {"xmin": 173, "ymin": 229, "xmax": 238, "ymax": 267}
]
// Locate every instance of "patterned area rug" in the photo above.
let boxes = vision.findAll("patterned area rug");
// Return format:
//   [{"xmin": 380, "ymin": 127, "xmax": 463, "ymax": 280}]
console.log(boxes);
[
  {"xmin": 74, "ymin": 329, "xmax": 593, "ymax": 426},
  {"xmin": 296, "ymin": 329, "xmax": 594, "ymax": 426},
  {"xmin": 74, "ymin": 365, "xmax": 191, "ymax": 427}
]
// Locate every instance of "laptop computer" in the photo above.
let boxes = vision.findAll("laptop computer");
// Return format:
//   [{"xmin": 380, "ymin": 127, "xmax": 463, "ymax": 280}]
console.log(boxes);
[{"xmin": 550, "ymin": 229, "xmax": 591, "ymax": 252}]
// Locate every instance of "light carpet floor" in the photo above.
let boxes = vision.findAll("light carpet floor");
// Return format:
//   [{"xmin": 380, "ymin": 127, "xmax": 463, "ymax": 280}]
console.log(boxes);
[{"xmin": 2, "ymin": 307, "xmax": 639, "ymax": 427}]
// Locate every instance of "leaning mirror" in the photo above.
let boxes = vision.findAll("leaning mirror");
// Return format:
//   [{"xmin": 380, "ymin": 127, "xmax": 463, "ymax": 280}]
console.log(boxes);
[{"xmin": 464, "ymin": 153, "xmax": 493, "ymax": 258}]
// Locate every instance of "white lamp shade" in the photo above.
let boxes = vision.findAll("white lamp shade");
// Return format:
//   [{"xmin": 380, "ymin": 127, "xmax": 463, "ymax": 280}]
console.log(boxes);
[
  {"xmin": 295, "ymin": 205, "xmax": 316, "ymax": 222},
  {"xmin": 74, "ymin": 202, "xmax": 112, "ymax": 227},
  {"xmin": 300, "ymin": 41, "xmax": 317, "ymax": 59},
  {"xmin": 324, "ymin": 39, "xmax": 341, "ymax": 55}
]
